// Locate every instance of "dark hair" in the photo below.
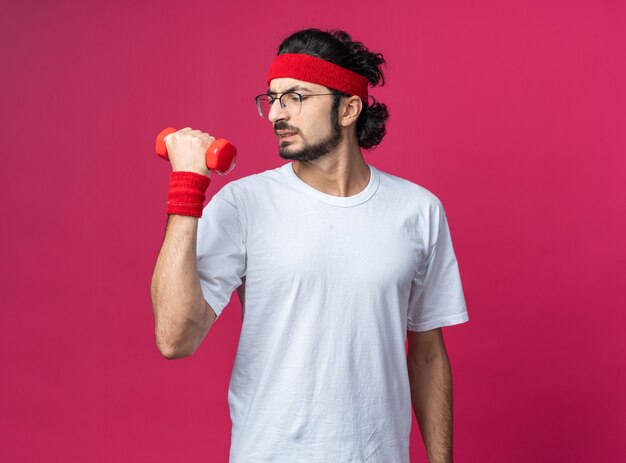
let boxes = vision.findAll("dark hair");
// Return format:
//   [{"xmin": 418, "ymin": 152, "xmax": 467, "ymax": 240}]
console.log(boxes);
[{"xmin": 276, "ymin": 28, "xmax": 389, "ymax": 150}]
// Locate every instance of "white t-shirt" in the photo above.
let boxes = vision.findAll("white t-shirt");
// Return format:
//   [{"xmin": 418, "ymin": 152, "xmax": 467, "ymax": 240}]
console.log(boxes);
[{"xmin": 197, "ymin": 161, "xmax": 469, "ymax": 463}]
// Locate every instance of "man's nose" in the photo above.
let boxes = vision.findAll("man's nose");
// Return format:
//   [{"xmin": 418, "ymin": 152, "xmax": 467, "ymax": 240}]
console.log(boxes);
[{"xmin": 268, "ymin": 99, "xmax": 289, "ymax": 124}]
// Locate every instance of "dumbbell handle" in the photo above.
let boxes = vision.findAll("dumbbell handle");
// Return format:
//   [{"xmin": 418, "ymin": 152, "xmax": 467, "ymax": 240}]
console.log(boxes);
[{"xmin": 155, "ymin": 127, "xmax": 237, "ymax": 175}]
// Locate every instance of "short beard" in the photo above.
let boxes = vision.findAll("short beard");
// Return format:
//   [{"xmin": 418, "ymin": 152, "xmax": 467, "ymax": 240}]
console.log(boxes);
[{"xmin": 277, "ymin": 108, "xmax": 342, "ymax": 163}]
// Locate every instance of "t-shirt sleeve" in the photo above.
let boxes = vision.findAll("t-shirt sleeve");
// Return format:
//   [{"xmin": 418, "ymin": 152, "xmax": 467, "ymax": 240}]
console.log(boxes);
[
  {"xmin": 407, "ymin": 199, "xmax": 469, "ymax": 332},
  {"xmin": 196, "ymin": 189, "xmax": 246, "ymax": 320}
]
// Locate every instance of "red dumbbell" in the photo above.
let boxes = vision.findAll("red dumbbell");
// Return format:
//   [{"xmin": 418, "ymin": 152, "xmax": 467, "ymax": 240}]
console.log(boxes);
[{"xmin": 155, "ymin": 127, "xmax": 237, "ymax": 175}]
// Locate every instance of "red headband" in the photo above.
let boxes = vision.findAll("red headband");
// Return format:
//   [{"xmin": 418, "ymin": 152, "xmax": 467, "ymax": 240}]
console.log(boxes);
[{"xmin": 267, "ymin": 53, "xmax": 369, "ymax": 101}]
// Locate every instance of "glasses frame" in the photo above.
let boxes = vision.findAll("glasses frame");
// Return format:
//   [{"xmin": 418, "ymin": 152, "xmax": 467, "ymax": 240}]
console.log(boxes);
[{"xmin": 254, "ymin": 91, "xmax": 338, "ymax": 118}]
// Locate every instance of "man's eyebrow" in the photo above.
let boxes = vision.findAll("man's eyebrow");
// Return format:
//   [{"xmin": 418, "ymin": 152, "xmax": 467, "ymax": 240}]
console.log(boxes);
[{"xmin": 267, "ymin": 85, "xmax": 312, "ymax": 95}]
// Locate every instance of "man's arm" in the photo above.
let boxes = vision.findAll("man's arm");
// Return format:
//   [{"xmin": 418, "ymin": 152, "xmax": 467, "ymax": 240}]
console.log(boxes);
[
  {"xmin": 407, "ymin": 328, "xmax": 454, "ymax": 463},
  {"xmin": 151, "ymin": 214, "xmax": 217, "ymax": 359}
]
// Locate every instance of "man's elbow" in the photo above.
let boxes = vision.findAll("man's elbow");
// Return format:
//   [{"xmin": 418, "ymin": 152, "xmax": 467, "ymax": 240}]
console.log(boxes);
[
  {"xmin": 156, "ymin": 336, "xmax": 196, "ymax": 360},
  {"xmin": 153, "ymin": 301, "xmax": 216, "ymax": 360}
]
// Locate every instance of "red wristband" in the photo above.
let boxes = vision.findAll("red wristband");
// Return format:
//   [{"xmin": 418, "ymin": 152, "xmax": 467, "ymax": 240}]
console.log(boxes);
[{"xmin": 167, "ymin": 171, "xmax": 211, "ymax": 217}]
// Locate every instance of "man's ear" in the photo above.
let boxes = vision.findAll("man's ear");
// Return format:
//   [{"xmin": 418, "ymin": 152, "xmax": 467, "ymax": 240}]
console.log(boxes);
[{"xmin": 339, "ymin": 96, "xmax": 363, "ymax": 127}]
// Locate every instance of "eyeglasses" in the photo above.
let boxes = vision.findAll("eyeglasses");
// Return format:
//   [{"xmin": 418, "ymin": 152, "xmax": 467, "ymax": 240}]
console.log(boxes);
[{"xmin": 255, "ymin": 91, "xmax": 337, "ymax": 118}]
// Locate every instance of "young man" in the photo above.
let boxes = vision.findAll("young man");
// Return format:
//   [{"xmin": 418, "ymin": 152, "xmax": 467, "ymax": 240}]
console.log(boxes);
[{"xmin": 152, "ymin": 29, "xmax": 469, "ymax": 463}]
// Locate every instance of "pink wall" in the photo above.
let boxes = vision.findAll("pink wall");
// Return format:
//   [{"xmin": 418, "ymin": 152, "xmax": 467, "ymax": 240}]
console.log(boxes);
[{"xmin": 1, "ymin": 1, "xmax": 624, "ymax": 461}]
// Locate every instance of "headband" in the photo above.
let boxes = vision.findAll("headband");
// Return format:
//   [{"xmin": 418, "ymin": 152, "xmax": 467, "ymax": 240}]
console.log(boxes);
[{"xmin": 267, "ymin": 53, "xmax": 369, "ymax": 102}]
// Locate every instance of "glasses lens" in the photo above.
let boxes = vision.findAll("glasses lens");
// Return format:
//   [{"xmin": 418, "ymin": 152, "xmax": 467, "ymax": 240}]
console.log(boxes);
[
  {"xmin": 256, "ymin": 95, "xmax": 271, "ymax": 118},
  {"xmin": 256, "ymin": 93, "xmax": 302, "ymax": 118},
  {"xmin": 281, "ymin": 93, "xmax": 299, "ymax": 115}
]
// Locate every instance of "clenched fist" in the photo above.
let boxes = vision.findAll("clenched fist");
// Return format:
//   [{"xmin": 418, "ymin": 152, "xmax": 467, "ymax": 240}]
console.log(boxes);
[{"xmin": 163, "ymin": 127, "xmax": 214, "ymax": 178}]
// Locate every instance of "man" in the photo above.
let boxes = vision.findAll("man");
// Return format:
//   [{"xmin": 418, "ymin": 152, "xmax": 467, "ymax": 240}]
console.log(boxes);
[{"xmin": 151, "ymin": 28, "xmax": 469, "ymax": 463}]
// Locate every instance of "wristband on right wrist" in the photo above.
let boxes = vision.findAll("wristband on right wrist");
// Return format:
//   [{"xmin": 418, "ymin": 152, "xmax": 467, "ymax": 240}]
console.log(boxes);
[{"xmin": 166, "ymin": 171, "xmax": 211, "ymax": 218}]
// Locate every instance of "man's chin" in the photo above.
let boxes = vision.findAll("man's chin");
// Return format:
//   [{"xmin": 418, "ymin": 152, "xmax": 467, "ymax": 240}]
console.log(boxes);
[
  {"xmin": 278, "ymin": 149, "xmax": 299, "ymax": 160},
  {"xmin": 278, "ymin": 143, "xmax": 299, "ymax": 159}
]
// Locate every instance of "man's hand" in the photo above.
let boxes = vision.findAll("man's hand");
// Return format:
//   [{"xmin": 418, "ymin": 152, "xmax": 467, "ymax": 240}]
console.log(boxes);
[{"xmin": 163, "ymin": 127, "xmax": 215, "ymax": 177}]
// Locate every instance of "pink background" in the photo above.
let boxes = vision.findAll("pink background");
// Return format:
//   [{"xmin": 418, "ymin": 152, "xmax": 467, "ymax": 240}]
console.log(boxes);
[{"xmin": 1, "ymin": 1, "xmax": 625, "ymax": 461}]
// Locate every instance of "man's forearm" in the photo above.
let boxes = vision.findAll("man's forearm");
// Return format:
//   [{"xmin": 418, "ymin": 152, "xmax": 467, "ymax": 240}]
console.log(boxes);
[
  {"xmin": 407, "ymin": 349, "xmax": 454, "ymax": 463},
  {"xmin": 151, "ymin": 214, "xmax": 212, "ymax": 358}
]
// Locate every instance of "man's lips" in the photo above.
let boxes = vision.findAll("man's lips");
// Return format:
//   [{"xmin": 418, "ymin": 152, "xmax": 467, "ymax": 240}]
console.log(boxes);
[{"xmin": 276, "ymin": 130, "xmax": 298, "ymax": 139}]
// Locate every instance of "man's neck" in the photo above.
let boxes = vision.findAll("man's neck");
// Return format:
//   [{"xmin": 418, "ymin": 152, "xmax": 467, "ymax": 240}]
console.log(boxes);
[{"xmin": 292, "ymin": 140, "xmax": 370, "ymax": 197}]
